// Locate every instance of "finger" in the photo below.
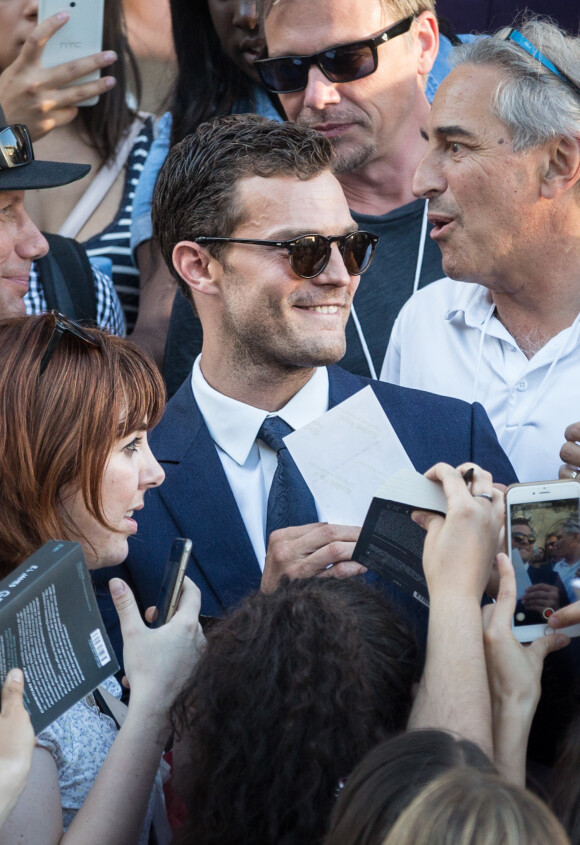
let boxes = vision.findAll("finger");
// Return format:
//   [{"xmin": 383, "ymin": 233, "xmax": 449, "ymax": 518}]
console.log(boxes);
[
  {"xmin": 487, "ymin": 553, "xmax": 517, "ymax": 629},
  {"xmin": 318, "ymin": 562, "xmax": 367, "ymax": 579},
  {"xmin": 305, "ymin": 541, "xmax": 358, "ymax": 573},
  {"xmin": 529, "ymin": 631, "xmax": 570, "ymax": 662},
  {"xmin": 482, "ymin": 603, "xmax": 494, "ymax": 631},
  {"xmin": 423, "ymin": 462, "xmax": 455, "ymax": 483},
  {"xmin": 31, "ymin": 49, "xmax": 118, "ymax": 87},
  {"xmin": 109, "ymin": 578, "xmax": 143, "ymax": 636},
  {"xmin": 410, "ymin": 509, "xmax": 444, "ymax": 532},
  {"xmin": 16, "ymin": 13, "xmax": 72, "ymax": 64},
  {"xmin": 559, "ymin": 463, "xmax": 580, "ymax": 480},
  {"xmin": 563, "ymin": 422, "xmax": 580, "ymax": 444},
  {"xmin": 1, "ymin": 668, "xmax": 25, "ymax": 714},
  {"xmin": 268, "ymin": 522, "xmax": 328, "ymax": 543},
  {"xmin": 549, "ymin": 599, "xmax": 580, "ymax": 629},
  {"xmin": 268, "ymin": 523, "xmax": 360, "ymax": 559},
  {"xmin": 144, "ymin": 606, "xmax": 158, "ymax": 624},
  {"xmin": 466, "ymin": 465, "xmax": 494, "ymax": 498}
]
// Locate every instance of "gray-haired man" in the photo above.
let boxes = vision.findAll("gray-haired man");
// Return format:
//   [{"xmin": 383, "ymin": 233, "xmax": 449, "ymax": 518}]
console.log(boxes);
[{"xmin": 382, "ymin": 18, "xmax": 580, "ymax": 483}]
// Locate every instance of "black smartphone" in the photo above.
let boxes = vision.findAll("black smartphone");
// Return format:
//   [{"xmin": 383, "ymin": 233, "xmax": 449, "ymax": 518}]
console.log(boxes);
[{"xmin": 151, "ymin": 538, "xmax": 192, "ymax": 628}]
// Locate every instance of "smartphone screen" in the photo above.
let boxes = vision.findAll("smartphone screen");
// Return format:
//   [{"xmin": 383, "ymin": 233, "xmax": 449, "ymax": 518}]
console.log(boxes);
[
  {"xmin": 506, "ymin": 481, "xmax": 580, "ymax": 641},
  {"xmin": 151, "ymin": 538, "xmax": 192, "ymax": 628}
]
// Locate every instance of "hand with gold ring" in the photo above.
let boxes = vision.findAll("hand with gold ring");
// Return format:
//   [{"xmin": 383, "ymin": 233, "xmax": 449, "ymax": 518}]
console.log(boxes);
[
  {"xmin": 559, "ymin": 422, "xmax": 580, "ymax": 480},
  {"xmin": 411, "ymin": 462, "xmax": 504, "ymax": 602}
]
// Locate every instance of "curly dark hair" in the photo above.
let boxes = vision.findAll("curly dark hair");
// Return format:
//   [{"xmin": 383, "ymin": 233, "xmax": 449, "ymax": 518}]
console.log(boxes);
[
  {"xmin": 152, "ymin": 113, "xmax": 335, "ymax": 299},
  {"xmin": 171, "ymin": 576, "xmax": 418, "ymax": 845}
]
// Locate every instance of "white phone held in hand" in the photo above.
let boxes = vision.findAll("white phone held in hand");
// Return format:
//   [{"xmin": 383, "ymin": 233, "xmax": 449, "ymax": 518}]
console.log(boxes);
[
  {"xmin": 38, "ymin": 0, "xmax": 105, "ymax": 106},
  {"xmin": 506, "ymin": 479, "xmax": 580, "ymax": 642}
]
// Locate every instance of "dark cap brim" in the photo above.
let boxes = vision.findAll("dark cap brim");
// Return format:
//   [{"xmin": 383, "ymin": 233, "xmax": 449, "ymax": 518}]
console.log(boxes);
[{"xmin": 0, "ymin": 160, "xmax": 90, "ymax": 191}]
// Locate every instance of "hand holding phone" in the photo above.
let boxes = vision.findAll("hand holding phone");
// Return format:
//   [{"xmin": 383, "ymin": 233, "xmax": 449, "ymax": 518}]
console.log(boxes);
[
  {"xmin": 38, "ymin": 0, "xmax": 106, "ymax": 107},
  {"xmin": 0, "ymin": 10, "xmax": 116, "ymax": 140},
  {"xmin": 151, "ymin": 538, "xmax": 192, "ymax": 628}
]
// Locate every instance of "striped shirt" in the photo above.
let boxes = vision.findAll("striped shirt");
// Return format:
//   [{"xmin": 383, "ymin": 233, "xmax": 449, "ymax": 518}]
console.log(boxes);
[
  {"xmin": 82, "ymin": 116, "xmax": 154, "ymax": 332},
  {"xmin": 25, "ymin": 263, "xmax": 126, "ymax": 337}
]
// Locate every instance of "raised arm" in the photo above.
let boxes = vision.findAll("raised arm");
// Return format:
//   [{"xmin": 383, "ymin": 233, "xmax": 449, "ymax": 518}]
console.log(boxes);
[
  {"xmin": 482, "ymin": 553, "xmax": 568, "ymax": 786},
  {"xmin": 407, "ymin": 462, "xmax": 503, "ymax": 759},
  {"xmin": 0, "ymin": 670, "xmax": 35, "ymax": 831}
]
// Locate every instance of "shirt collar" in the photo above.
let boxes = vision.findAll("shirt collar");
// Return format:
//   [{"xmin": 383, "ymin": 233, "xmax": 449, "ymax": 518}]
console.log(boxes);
[
  {"xmin": 444, "ymin": 282, "xmax": 496, "ymax": 328},
  {"xmin": 191, "ymin": 357, "xmax": 329, "ymax": 466}
]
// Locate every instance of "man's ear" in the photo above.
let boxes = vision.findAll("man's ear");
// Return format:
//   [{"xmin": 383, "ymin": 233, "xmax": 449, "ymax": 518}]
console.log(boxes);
[
  {"xmin": 172, "ymin": 241, "xmax": 221, "ymax": 298},
  {"xmin": 415, "ymin": 10, "xmax": 439, "ymax": 77},
  {"xmin": 541, "ymin": 135, "xmax": 580, "ymax": 199}
]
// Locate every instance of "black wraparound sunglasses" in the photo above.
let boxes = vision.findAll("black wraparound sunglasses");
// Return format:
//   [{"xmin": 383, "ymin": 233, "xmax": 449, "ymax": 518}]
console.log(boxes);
[
  {"xmin": 254, "ymin": 15, "xmax": 414, "ymax": 94},
  {"xmin": 38, "ymin": 310, "xmax": 100, "ymax": 378},
  {"xmin": 196, "ymin": 231, "xmax": 379, "ymax": 279}
]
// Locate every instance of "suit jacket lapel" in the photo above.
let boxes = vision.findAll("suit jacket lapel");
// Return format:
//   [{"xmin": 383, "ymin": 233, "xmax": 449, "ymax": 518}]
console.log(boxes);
[{"xmin": 153, "ymin": 380, "xmax": 262, "ymax": 611}]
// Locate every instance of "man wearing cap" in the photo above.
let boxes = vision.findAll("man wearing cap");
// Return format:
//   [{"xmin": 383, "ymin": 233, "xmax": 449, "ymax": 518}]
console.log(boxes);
[
  {"xmin": 382, "ymin": 18, "xmax": 580, "ymax": 483},
  {"xmin": 0, "ymin": 106, "xmax": 124, "ymax": 332}
]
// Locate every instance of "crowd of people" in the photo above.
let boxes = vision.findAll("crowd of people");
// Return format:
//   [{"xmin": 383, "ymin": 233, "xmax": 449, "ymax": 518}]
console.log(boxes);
[{"xmin": 0, "ymin": 0, "xmax": 579, "ymax": 842}]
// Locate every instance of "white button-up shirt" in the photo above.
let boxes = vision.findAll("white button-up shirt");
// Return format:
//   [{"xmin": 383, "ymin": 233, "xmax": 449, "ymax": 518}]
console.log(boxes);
[
  {"xmin": 381, "ymin": 278, "xmax": 580, "ymax": 482},
  {"xmin": 192, "ymin": 358, "xmax": 329, "ymax": 568}
]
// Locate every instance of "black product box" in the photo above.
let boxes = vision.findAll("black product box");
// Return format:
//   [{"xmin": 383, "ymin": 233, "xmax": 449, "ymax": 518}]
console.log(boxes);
[
  {"xmin": 0, "ymin": 541, "xmax": 119, "ymax": 735},
  {"xmin": 353, "ymin": 469, "xmax": 448, "ymax": 608}
]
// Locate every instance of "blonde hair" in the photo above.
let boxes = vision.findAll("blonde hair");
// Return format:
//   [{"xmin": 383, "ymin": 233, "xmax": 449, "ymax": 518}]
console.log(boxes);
[{"xmin": 382, "ymin": 769, "xmax": 570, "ymax": 845}]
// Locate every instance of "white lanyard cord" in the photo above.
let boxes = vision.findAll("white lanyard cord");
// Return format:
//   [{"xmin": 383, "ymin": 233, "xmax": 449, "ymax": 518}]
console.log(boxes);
[
  {"xmin": 412, "ymin": 199, "xmax": 429, "ymax": 295},
  {"xmin": 351, "ymin": 303, "xmax": 378, "ymax": 380},
  {"xmin": 355, "ymin": 199, "xmax": 430, "ymax": 381}
]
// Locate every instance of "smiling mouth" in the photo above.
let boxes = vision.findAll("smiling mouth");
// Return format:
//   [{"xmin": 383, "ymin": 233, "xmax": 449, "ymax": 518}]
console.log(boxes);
[{"xmin": 295, "ymin": 304, "xmax": 342, "ymax": 314}]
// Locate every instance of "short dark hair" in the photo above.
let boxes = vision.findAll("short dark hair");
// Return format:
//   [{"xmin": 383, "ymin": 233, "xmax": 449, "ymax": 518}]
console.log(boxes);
[
  {"xmin": 171, "ymin": 576, "xmax": 418, "ymax": 845},
  {"xmin": 152, "ymin": 113, "xmax": 335, "ymax": 300}
]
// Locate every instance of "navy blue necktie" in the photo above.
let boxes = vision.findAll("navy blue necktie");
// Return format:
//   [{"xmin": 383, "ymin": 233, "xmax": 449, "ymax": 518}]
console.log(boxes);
[{"xmin": 258, "ymin": 416, "xmax": 318, "ymax": 544}]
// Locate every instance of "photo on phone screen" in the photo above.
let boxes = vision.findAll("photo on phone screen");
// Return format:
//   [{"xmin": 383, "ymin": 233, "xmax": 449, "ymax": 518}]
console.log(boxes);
[{"xmin": 506, "ymin": 481, "xmax": 580, "ymax": 641}]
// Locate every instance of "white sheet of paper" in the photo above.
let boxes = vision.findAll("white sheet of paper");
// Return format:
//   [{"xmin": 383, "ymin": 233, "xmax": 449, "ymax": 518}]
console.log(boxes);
[{"xmin": 284, "ymin": 386, "xmax": 414, "ymax": 526}]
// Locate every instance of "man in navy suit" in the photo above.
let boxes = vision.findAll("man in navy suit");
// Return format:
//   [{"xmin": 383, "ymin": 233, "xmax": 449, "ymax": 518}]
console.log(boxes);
[{"xmin": 95, "ymin": 114, "xmax": 515, "ymax": 653}]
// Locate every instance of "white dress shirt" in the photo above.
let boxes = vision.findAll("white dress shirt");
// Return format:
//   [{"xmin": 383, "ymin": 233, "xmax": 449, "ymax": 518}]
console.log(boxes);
[
  {"xmin": 192, "ymin": 358, "xmax": 329, "ymax": 568},
  {"xmin": 381, "ymin": 277, "xmax": 580, "ymax": 483}
]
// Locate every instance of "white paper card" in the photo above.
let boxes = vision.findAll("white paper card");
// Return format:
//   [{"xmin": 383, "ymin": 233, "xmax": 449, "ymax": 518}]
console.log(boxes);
[{"xmin": 284, "ymin": 386, "xmax": 414, "ymax": 526}]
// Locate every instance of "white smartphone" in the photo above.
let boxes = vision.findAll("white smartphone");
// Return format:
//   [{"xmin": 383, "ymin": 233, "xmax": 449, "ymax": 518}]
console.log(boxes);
[
  {"xmin": 38, "ymin": 0, "xmax": 105, "ymax": 107},
  {"xmin": 506, "ymin": 480, "xmax": 580, "ymax": 642}
]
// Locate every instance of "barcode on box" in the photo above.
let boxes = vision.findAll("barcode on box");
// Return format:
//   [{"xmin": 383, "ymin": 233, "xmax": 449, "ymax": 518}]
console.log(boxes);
[{"xmin": 89, "ymin": 629, "xmax": 111, "ymax": 667}]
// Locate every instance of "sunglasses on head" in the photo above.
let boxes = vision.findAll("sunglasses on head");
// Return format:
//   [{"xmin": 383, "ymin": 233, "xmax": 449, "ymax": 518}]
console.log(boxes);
[
  {"xmin": 512, "ymin": 531, "xmax": 537, "ymax": 545},
  {"xmin": 0, "ymin": 123, "xmax": 33, "ymax": 170},
  {"xmin": 38, "ymin": 310, "xmax": 100, "ymax": 379},
  {"xmin": 196, "ymin": 231, "xmax": 379, "ymax": 279},
  {"xmin": 254, "ymin": 15, "xmax": 414, "ymax": 94},
  {"xmin": 505, "ymin": 29, "xmax": 580, "ymax": 99}
]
